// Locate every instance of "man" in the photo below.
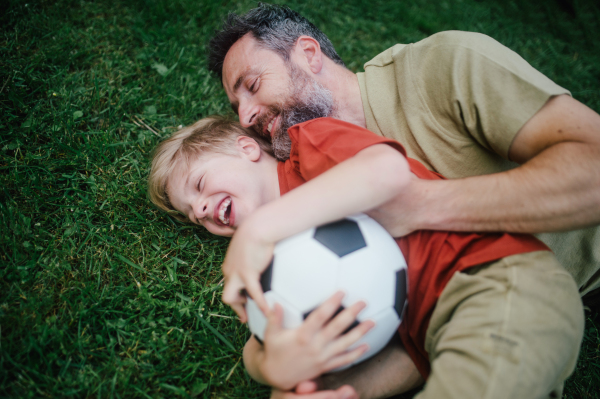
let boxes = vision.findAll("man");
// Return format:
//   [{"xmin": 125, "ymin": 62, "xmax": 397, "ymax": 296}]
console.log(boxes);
[{"xmin": 207, "ymin": 3, "xmax": 600, "ymax": 398}]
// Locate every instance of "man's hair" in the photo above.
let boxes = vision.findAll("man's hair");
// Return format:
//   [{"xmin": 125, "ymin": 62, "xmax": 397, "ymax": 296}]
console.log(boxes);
[
  {"xmin": 148, "ymin": 116, "xmax": 273, "ymax": 222},
  {"xmin": 208, "ymin": 3, "xmax": 345, "ymax": 79}
]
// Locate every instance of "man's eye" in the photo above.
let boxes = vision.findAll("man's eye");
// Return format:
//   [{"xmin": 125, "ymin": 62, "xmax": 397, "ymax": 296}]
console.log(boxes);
[{"xmin": 250, "ymin": 79, "xmax": 259, "ymax": 92}]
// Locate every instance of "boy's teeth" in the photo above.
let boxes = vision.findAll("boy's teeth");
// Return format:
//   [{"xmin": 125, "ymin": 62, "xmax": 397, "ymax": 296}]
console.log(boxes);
[{"xmin": 218, "ymin": 197, "xmax": 231, "ymax": 225}]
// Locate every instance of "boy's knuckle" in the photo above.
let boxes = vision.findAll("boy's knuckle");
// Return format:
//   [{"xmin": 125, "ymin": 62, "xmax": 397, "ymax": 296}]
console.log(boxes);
[{"xmin": 297, "ymin": 332, "xmax": 310, "ymax": 346}]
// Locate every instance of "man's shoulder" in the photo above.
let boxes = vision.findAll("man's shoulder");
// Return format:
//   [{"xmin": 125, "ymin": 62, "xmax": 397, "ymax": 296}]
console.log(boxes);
[{"xmin": 363, "ymin": 31, "xmax": 500, "ymax": 69}]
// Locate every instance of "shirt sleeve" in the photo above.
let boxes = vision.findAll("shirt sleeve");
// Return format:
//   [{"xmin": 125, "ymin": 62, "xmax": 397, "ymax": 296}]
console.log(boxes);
[
  {"xmin": 406, "ymin": 31, "xmax": 570, "ymax": 159},
  {"xmin": 287, "ymin": 118, "xmax": 407, "ymax": 182}
]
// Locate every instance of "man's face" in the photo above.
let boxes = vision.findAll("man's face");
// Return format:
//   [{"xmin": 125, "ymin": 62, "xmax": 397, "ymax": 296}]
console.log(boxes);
[
  {"xmin": 222, "ymin": 34, "xmax": 334, "ymax": 159},
  {"xmin": 166, "ymin": 149, "xmax": 275, "ymax": 237}
]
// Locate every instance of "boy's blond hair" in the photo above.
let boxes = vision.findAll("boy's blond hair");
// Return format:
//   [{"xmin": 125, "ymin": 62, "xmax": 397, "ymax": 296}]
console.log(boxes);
[{"xmin": 148, "ymin": 115, "xmax": 273, "ymax": 222}]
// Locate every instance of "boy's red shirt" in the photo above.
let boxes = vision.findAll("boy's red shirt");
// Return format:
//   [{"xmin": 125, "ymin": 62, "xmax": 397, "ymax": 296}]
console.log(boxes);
[{"xmin": 276, "ymin": 117, "xmax": 549, "ymax": 378}]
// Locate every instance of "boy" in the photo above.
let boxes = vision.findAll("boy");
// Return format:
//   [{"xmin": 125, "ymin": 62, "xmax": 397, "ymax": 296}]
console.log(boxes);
[{"xmin": 149, "ymin": 116, "xmax": 583, "ymax": 399}]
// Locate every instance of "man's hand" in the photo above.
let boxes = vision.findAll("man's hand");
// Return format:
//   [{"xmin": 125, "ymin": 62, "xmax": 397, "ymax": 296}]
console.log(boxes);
[
  {"xmin": 365, "ymin": 175, "xmax": 422, "ymax": 237},
  {"xmin": 271, "ymin": 382, "xmax": 358, "ymax": 399},
  {"xmin": 221, "ymin": 223, "xmax": 274, "ymax": 322},
  {"xmin": 259, "ymin": 292, "xmax": 374, "ymax": 390}
]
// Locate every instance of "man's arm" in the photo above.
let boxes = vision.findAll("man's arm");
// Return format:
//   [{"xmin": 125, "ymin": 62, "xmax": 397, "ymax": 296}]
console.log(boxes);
[
  {"xmin": 378, "ymin": 95, "xmax": 600, "ymax": 237},
  {"xmin": 270, "ymin": 336, "xmax": 424, "ymax": 399}
]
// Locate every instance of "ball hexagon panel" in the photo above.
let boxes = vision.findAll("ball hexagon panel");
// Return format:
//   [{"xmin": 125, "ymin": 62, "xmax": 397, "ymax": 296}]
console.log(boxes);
[
  {"xmin": 337, "ymin": 247, "xmax": 396, "ymax": 319},
  {"xmin": 274, "ymin": 228, "xmax": 315, "ymax": 254},
  {"xmin": 353, "ymin": 216, "xmax": 406, "ymax": 273},
  {"xmin": 313, "ymin": 219, "xmax": 367, "ymax": 257},
  {"xmin": 271, "ymin": 238, "xmax": 340, "ymax": 313},
  {"xmin": 246, "ymin": 297, "xmax": 267, "ymax": 342}
]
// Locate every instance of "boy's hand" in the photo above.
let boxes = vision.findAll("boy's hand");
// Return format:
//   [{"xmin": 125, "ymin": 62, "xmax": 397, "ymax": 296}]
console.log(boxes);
[
  {"xmin": 259, "ymin": 292, "xmax": 375, "ymax": 390},
  {"xmin": 222, "ymin": 224, "xmax": 273, "ymax": 322}
]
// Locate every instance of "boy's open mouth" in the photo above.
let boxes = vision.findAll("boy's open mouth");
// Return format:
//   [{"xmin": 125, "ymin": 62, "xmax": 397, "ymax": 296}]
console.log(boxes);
[{"xmin": 216, "ymin": 197, "xmax": 233, "ymax": 226}]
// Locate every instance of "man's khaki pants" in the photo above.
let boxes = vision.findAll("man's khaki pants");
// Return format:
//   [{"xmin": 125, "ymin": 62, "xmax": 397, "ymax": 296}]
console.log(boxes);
[{"xmin": 416, "ymin": 251, "xmax": 584, "ymax": 399}]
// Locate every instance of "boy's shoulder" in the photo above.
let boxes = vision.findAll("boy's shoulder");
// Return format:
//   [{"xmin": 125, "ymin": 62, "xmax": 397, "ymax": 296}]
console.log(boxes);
[{"xmin": 289, "ymin": 117, "xmax": 367, "ymax": 135}]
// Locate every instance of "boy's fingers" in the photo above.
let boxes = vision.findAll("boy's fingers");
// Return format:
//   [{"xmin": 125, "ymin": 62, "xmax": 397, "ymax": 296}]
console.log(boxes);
[
  {"xmin": 222, "ymin": 274, "xmax": 244, "ymax": 305},
  {"xmin": 303, "ymin": 291, "xmax": 345, "ymax": 331},
  {"xmin": 244, "ymin": 277, "xmax": 269, "ymax": 315},
  {"xmin": 323, "ymin": 344, "xmax": 369, "ymax": 374},
  {"xmin": 328, "ymin": 320, "xmax": 374, "ymax": 356},
  {"xmin": 265, "ymin": 303, "xmax": 284, "ymax": 336},
  {"xmin": 222, "ymin": 275, "xmax": 249, "ymax": 322},
  {"xmin": 231, "ymin": 303, "xmax": 248, "ymax": 323},
  {"xmin": 322, "ymin": 301, "xmax": 366, "ymax": 340}
]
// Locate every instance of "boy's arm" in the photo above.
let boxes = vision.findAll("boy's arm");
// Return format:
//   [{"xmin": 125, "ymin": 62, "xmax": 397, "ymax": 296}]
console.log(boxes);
[
  {"xmin": 221, "ymin": 143, "xmax": 412, "ymax": 319},
  {"xmin": 243, "ymin": 335, "xmax": 268, "ymax": 385}
]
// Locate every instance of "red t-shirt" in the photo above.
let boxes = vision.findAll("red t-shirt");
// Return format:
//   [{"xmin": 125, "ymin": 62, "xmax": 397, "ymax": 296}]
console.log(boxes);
[{"xmin": 277, "ymin": 117, "xmax": 549, "ymax": 379}]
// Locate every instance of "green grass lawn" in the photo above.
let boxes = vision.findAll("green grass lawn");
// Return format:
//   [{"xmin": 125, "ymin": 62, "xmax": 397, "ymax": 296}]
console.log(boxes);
[{"xmin": 1, "ymin": 0, "xmax": 599, "ymax": 397}]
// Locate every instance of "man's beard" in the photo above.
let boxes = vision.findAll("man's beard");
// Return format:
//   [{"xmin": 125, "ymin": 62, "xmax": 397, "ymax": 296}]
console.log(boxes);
[{"xmin": 258, "ymin": 63, "xmax": 335, "ymax": 161}]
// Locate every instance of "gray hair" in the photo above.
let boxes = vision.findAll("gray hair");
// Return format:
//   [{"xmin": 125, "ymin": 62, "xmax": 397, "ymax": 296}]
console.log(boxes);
[{"xmin": 208, "ymin": 3, "xmax": 345, "ymax": 79}]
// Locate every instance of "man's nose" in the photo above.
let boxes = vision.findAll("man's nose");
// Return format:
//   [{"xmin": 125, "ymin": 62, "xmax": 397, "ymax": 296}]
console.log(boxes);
[{"xmin": 238, "ymin": 98, "xmax": 260, "ymax": 128}]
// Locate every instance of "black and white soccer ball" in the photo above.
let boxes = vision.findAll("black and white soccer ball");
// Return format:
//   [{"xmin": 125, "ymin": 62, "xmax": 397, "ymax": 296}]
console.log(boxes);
[{"xmin": 246, "ymin": 213, "xmax": 408, "ymax": 371}]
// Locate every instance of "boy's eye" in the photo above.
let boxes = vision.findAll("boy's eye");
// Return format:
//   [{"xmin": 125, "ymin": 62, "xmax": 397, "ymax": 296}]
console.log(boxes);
[{"xmin": 197, "ymin": 176, "xmax": 203, "ymax": 192}]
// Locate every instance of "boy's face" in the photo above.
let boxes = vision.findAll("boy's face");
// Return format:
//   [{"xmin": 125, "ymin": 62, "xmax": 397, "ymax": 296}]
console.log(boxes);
[{"xmin": 166, "ymin": 138, "xmax": 278, "ymax": 237}]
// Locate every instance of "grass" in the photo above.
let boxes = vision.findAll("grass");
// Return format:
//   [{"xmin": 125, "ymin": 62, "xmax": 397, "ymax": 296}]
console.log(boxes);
[{"xmin": 1, "ymin": 0, "xmax": 599, "ymax": 397}]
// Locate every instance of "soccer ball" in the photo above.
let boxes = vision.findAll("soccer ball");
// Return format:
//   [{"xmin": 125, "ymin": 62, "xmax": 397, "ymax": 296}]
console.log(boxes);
[{"xmin": 246, "ymin": 213, "xmax": 408, "ymax": 371}]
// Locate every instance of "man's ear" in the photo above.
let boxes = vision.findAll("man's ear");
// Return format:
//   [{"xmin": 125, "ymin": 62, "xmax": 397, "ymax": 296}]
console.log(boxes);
[
  {"xmin": 294, "ymin": 36, "xmax": 323, "ymax": 74},
  {"xmin": 236, "ymin": 136, "xmax": 262, "ymax": 162}
]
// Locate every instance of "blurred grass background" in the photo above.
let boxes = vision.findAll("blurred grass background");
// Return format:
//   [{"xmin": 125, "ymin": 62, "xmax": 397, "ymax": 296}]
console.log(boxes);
[{"xmin": 1, "ymin": 0, "xmax": 599, "ymax": 397}]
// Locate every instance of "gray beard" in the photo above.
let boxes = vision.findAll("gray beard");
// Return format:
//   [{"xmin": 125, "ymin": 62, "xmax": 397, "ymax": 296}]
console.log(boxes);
[{"xmin": 271, "ymin": 65, "xmax": 335, "ymax": 161}]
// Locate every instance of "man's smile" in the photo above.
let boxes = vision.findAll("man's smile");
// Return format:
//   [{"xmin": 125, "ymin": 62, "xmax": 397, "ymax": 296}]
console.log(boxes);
[{"xmin": 264, "ymin": 113, "xmax": 280, "ymax": 137}]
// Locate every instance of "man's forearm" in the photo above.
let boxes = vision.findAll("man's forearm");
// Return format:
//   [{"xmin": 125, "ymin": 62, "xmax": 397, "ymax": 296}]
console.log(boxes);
[
  {"xmin": 399, "ymin": 141, "xmax": 600, "ymax": 235},
  {"xmin": 373, "ymin": 94, "xmax": 600, "ymax": 237},
  {"xmin": 318, "ymin": 336, "xmax": 424, "ymax": 399}
]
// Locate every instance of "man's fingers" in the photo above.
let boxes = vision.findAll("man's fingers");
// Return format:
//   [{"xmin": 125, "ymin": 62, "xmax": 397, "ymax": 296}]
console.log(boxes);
[
  {"xmin": 303, "ymin": 291, "xmax": 345, "ymax": 331},
  {"xmin": 335, "ymin": 385, "xmax": 359, "ymax": 399},
  {"xmin": 271, "ymin": 386, "xmax": 358, "ymax": 399},
  {"xmin": 295, "ymin": 380, "xmax": 319, "ymax": 394}
]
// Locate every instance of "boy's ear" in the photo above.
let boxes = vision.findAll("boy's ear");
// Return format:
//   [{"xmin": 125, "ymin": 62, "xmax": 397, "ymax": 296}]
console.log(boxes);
[
  {"xmin": 293, "ymin": 36, "xmax": 323, "ymax": 74},
  {"xmin": 236, "ymin": 136, "xmax": 262, "ymax": 162}
]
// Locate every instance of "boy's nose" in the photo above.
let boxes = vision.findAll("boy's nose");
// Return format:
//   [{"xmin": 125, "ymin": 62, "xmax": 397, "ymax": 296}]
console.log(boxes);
[{"xmin": 193, "ymin": 201, "xmax": 210, "ymax": 220}]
